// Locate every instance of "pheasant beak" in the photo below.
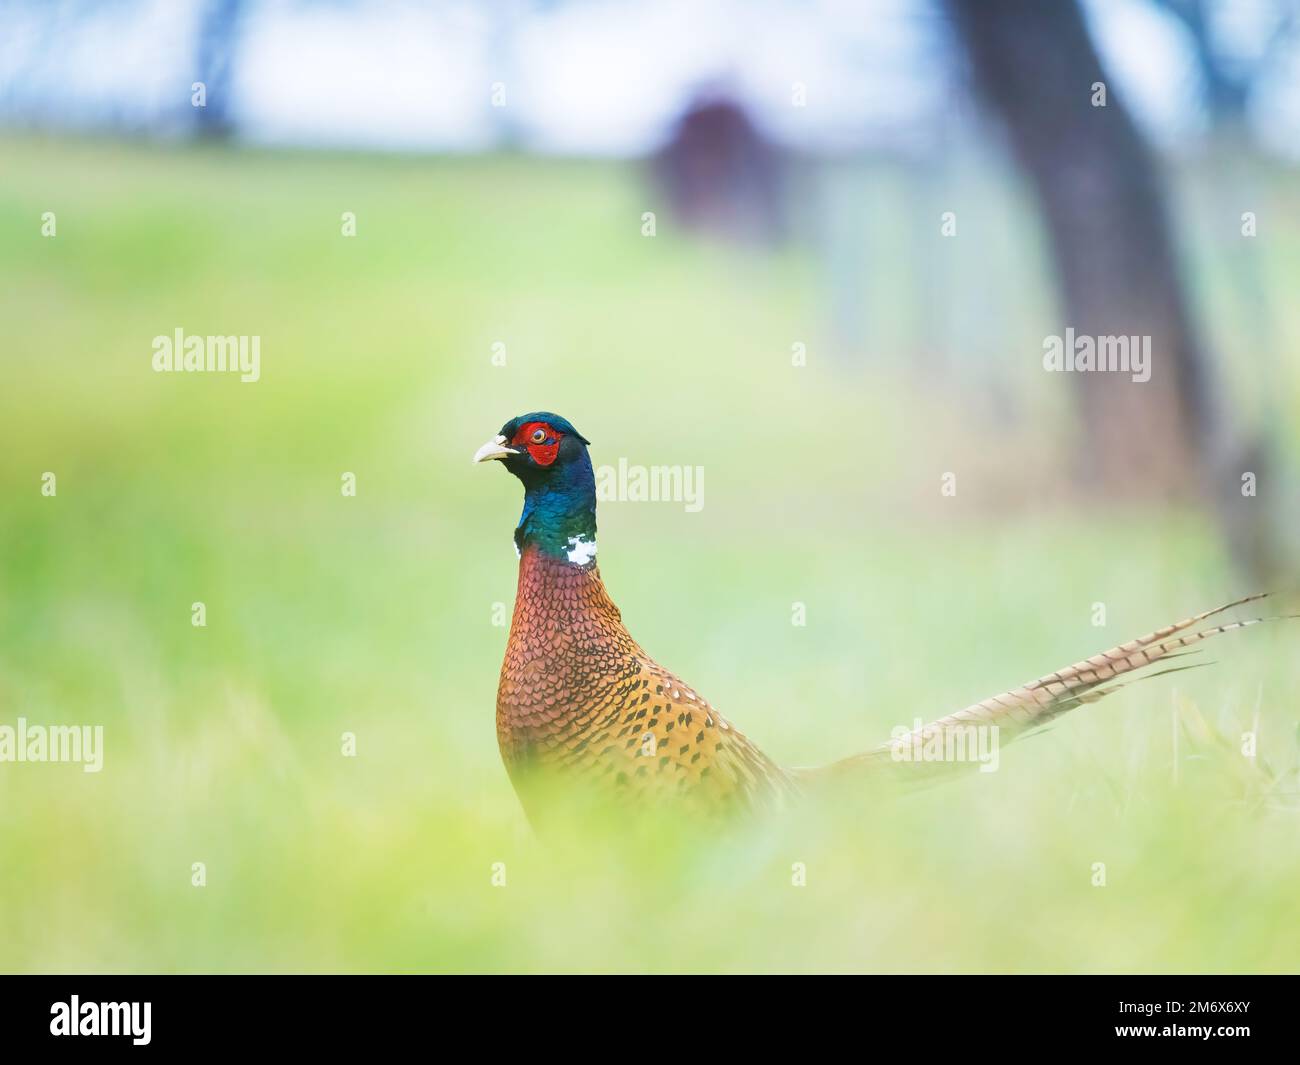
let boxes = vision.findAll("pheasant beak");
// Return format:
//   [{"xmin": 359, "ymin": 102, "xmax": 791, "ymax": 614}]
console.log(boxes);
[{"xmin": 473, "ymin": 434, "xmax": 519, "ymax": 464}]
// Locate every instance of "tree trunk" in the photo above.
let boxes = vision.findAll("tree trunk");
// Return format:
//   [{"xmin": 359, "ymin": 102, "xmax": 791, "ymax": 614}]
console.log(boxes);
[
  {"xmin": 945, "ymin": 0, "xmax": 1214, "ymax": 500},
  {"xmin": 194, "ymin": 0, "xmax": 244, "ymax": 140}
]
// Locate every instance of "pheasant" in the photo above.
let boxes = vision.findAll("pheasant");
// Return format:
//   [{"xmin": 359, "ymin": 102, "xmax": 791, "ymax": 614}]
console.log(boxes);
[{"xmin": 475, "ymin": 411, "xmax": 1282, "ymax": 826}]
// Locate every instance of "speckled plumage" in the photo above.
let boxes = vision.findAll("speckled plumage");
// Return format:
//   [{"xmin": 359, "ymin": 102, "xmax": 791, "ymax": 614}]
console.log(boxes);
[{"xmin": 498, "ymin": 543, "xmax": 796, "ymax": 825}]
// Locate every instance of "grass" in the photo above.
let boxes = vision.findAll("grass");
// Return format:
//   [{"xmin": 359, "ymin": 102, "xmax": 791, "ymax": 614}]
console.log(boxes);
[{"xmin": 0, "ymin": 135, "xmax": 1297, "ymax": 973}]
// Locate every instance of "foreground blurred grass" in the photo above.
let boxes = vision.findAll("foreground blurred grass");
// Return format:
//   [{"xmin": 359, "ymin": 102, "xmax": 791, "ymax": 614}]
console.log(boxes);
[{"xmin": 1, "ymin": 137, "xmax": 1298, "ymax": 973}]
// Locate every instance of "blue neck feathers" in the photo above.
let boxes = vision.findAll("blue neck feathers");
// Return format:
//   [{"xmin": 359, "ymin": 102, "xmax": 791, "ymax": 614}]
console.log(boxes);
[{"xmin": 515, "ymin": 450, "xmax": 598, "ymax": 563}]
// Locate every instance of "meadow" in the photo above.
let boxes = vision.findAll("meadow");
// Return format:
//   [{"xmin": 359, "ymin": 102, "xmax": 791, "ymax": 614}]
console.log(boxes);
[{"xmin": 1, "ymin": 136, "xmax": 1297, "ymax": 973}]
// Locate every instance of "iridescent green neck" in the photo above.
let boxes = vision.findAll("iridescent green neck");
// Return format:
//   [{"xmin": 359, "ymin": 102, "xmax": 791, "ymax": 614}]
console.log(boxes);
[{"xmin": 515, "ymin": 452, "xmax": 598, "ymax": 564}]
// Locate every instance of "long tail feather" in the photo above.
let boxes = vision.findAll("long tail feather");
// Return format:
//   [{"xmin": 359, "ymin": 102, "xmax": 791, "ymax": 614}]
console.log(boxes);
[{"xmin": 803, "ymin": 594, "xmax": 1288, "ymax": 786}]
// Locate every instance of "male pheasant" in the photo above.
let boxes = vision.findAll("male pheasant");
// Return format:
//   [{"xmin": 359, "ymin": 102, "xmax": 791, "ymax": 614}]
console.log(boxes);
[{"xmin": 476, "ymin": 411, "xmax": 1281, "ymax": 826}]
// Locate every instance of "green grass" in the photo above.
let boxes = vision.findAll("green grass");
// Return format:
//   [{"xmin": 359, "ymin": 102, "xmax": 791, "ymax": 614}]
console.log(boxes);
[{"xmin": 1, "ymin": 136, "xmax": 1298, "ymax": 973}]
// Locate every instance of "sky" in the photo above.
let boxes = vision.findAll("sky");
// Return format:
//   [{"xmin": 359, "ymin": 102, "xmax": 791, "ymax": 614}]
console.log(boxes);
[{"xmin": 1, "ymin": 0, "xmax": 1298, "ymax": 159}]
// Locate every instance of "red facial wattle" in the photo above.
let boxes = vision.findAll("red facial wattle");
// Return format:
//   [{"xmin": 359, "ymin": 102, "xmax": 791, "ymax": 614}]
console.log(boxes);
[{"xmin": 511, "ymin": 421, "xmax": 563, "ymax": 466}]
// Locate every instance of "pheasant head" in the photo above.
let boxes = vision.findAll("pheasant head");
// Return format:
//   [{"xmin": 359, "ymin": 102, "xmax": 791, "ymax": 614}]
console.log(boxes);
[{"xmin": 473, "ymin": 411, "xmax": 598, "ymax": 564}]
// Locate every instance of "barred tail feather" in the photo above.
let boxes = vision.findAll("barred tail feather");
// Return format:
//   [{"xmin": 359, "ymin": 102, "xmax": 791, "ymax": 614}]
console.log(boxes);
[{"xmin": 804, "ymin": 594, "xmax": 1286, "ymax": 786}]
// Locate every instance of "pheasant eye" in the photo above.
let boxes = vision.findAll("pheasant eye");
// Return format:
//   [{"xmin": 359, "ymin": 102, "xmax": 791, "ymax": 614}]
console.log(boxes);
[{"xmin": 530, "ymin": 428, "xmax": 547, "ymax": 444}]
